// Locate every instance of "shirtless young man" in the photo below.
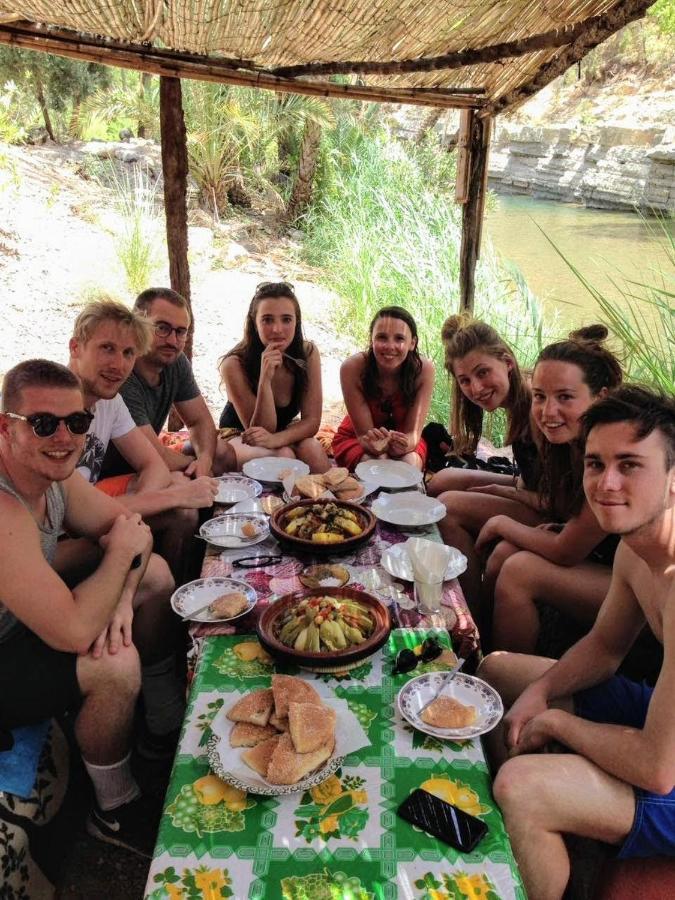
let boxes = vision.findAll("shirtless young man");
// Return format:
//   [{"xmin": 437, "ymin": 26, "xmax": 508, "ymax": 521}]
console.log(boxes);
[
  {"xmin": 478, "ymin": 385, "xmax": 675, "ymax": 900},
  {"xmin": 0, "ymin": 360, "xmax": 181, "ymax": 856}
]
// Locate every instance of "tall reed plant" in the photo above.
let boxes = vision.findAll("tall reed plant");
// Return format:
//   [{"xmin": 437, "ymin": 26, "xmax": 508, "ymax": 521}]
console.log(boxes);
[
  {"xmin": 101, "ymin": 163, "xmax": 165, "ymax": 296},
  {"xmin": 539, "ymin": 219, "xmax": 674, "ymax": 393}
]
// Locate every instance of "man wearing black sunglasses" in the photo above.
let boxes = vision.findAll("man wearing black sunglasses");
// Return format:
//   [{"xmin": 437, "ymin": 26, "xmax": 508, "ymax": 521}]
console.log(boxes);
[
  {"xmin": 0, "ymin": 359, "xmax": 180, "ymax": 856},
  {"xmin": 102, "ymin": 287, "xmax": 233, "ymax": 479}
]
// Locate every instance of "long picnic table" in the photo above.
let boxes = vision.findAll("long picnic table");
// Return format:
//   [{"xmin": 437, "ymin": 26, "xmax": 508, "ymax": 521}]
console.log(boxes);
[{"xmin": 144, "ymin": 489, "xmax": 525, "ymax": 900}]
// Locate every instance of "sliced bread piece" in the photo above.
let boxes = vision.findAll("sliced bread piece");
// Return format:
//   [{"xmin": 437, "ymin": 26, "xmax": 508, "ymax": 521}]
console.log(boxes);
[
  {"xmin": 269, "ymin": 711, "xmax": 289, "ymax": 732},
  {"xmin": 230, "ymin": 721, "xmax": 279, "ymax": 748},
  {"xmin": 271, "ymin": 674, "xmax": 320, "ymax": 718},
  {"xmin": 266, "ymin": 732, "xmax": 335, "ymax": 785},
  {"xmin": 227, "ymin": 688, "xmax": 274, "ymax": 726},
  {"xmin": 241, "ymin": 734, "xmax": 280, "ymax": 777},
  {"xmin": 288, "ymin": 702, "xmax": 336, "ymax": 754}
]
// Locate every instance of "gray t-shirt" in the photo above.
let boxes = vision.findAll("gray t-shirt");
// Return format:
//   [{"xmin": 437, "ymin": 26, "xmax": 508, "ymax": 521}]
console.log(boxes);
[
  {"xmin": 119, "ymin": 353, "xmax": 201, "ymax": 435},
  {"xmin": 0, "ymin": 475, "xmax": 66, "ymax": 642}
]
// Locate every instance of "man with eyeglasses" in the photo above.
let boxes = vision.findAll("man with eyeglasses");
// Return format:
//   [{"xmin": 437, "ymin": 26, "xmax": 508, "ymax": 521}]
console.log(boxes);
[
  {"xmin": 67, "ymin": 298, "xmax": 219, "ymax": 585},
  {"xmin": 102, "ymin": 287, "xmax": 232, "ymax": 477},
  {"xmin": 0, "ymin": 359, "xmax": 176, "ymax": 856}
]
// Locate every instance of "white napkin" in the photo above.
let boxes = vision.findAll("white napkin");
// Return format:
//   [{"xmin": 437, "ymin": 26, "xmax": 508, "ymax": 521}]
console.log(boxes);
[{"xmin": 405, "ymin": 536, "xmax": 453, "ymax": 583}]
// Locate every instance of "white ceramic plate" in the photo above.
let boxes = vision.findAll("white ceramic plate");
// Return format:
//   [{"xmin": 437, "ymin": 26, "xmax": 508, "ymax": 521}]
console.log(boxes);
[
  {"xmin": 170, "ymin": 576, "xmax": 256, "ymax": 623},
  {"xmin": 355, "ymin": 459, "xmax": 423, "ymax": 490},
  {"xmin": 398, "ymin": 672, "xmax": 504, "ymax": 741},
  {"xmin": 381, "ymin": 543, "xmax": 467, "ymax": 581},
  {"xmin": 215, "ymin": 474, "xmax": 263, "ymax": 504},
  {"xmin": 199, "ymin": 514, "xmax": 270, "ymax": 548},
  {"xmin": 242, "ymin": 457, "xmax": 310, "ymax": 484},
  {"xmin": 372, "ymin": 491, "xmax": 446, "ymax": 527}
]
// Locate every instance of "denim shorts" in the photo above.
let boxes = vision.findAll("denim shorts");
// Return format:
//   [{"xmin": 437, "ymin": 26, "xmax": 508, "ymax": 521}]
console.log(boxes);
[{"xmin": 575, "ymin": 675, "xmax": 675, "ymax": 859}]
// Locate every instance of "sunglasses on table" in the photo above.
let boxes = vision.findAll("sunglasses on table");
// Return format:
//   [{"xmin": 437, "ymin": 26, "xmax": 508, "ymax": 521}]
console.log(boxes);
[
  {"xmin": 392, "ymin": 637, "xmax": 445, "ymax": 675},
  {"xmin": 5, "ymin": 410, "xmax": 94, "ymax": 437}
]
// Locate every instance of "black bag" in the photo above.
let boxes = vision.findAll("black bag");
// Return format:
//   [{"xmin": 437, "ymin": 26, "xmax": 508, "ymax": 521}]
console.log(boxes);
[{"xmin": 422, "ymin": 422, "xmax": 517, "ymax": 477}]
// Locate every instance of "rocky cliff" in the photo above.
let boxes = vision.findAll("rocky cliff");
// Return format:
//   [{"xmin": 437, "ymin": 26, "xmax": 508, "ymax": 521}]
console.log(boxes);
[{"xmin": 488, "ymin": 122, "xmax": 675, "ymax": 214}]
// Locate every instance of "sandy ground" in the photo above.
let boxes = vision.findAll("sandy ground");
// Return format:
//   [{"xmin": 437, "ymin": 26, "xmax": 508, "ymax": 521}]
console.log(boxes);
[{"xmin": 0, "ymin": 142, "xmax": 353, "ymax": 425}]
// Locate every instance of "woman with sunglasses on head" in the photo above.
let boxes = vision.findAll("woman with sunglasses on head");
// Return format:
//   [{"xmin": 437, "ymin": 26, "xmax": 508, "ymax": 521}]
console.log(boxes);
[
  {"xmin": 332, "ymin": 306, "xmax": 434, "ymax": 472},
  {"xmin": 430, "ymin": 315, "xmax": 544, "ymax": 606},
  {"xmin": 477, "ymin": 325, "xmax": 623, "ymax": 654},
  {"xmin": 218, "ymin": 281, "xmax": 329, "ymax": 473}
]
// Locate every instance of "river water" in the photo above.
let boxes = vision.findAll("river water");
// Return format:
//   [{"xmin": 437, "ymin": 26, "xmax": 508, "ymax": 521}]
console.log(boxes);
[{"xmin": 485, "ymin": 195, "xmax": 673, "ymax": 327}]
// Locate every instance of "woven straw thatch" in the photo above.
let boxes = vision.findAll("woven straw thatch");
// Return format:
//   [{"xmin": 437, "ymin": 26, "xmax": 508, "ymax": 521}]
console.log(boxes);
[{"xmin": 0, "ymin": 1, "xmax": 656, "ymax": 110}]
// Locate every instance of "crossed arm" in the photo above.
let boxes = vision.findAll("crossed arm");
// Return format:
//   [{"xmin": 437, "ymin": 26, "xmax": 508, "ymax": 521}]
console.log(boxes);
[
  {"xmin": 476, "ymin": 499, "xmax": 606, "ymax": 566},
  {"xmin": 505, "ymin": 545, "xmax": 675, "ymax": 794},
  {"xmin": 133, "ymin": 395, "xmax": 217, "ymax": 476},
  {"xmin": 222, "ymin": 346, "xmax": 324, "ymax": 449},
  {"xmin": 0, "ymin": 475, "xmax": 151, "ymax": 655}
]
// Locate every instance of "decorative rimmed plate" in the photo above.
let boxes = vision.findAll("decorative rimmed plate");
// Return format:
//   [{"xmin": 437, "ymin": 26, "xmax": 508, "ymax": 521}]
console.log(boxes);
[
  {"xmin": 242, "ymin": 457, "xmax": 310, "ymax": 484},
  {"xmin": 371, "ymin": 491, "xmax": 446, "ymax": 527},
  {"xmin": 215, "ymin": 474, "xmax": 262, "ymax": 504},
  {"xmin": 397, "ymin": 672, "xmax": 504, "ymax": 741},
  {"xmin": 381, "ymin": 543, "xmax": 467, "ymax": 582},
  {"xmin": 199, "ymin": 514, "xmax": 270, "ymax": 548},
  {"xmin": 355, "ymin": 459, "xmax": 424, "ymax": 489},
  {"xmin": 206, "ymin": 733, "xmax": 342, "ymax": 796},
  {"xmin": 170, "ymin": 576, "xmax": 256, "ymax": 623}
]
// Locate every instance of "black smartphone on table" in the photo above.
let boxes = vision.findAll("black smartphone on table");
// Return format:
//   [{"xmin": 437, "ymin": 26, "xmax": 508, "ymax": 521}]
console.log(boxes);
[{"xmin": 398, "ymin": 788, "xmax": 488, "ymax": 852}]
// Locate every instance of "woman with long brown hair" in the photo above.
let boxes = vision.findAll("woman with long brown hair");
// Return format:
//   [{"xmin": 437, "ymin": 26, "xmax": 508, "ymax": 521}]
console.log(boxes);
[
  {"xmin": 218, "ymin": 281, "xmax": 329, "ymax": 472},
  {"xmin": 431, "ymin": 315, "xmax": 543, "ymax": 605},
  {"xmin": 478, "ymin": 324, "xmax": 624, "ymax": 652},
  {"xmin": 332, "ymin": 306, "xmax": 435, "ymax": 471}
]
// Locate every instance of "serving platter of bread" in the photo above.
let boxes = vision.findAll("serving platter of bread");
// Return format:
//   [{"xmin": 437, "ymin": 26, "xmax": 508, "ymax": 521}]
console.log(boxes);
[
  {"xmin": 397, "ymin": 672, "xmax": 504, "ymax": 741},
  {"xmin": 207, "ymin": 674, "xmax": 369, "ymax": 795},
  {"xmin": 283, "ymin": 467, "xmax": 374, "ymax": 504}
]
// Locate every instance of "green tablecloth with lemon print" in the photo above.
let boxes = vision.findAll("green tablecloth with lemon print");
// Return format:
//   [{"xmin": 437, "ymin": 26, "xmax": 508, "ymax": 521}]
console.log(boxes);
[{"xmin": 144, "ymin": 629, "xmax": 524, "ymax": 900}]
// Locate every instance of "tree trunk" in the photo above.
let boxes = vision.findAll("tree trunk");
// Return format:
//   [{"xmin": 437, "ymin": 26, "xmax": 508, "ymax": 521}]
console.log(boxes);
[
  {"xmin": 32, "ymin": 71, "xmax": 55, "ymax": 142},
  {"xmin": 415, "ymin": 107, "xmax": 443, "ymax": 144},
  {"xmin": 459, "ymin": 113, "xmax": 492, "ymax": 313},
  {"xmin": 285, "ymin": 117, "xmax": 321, "ymax": 223},
  {"xmin": 138, "ymin": 71, "xmax": 151, "ymax": 138},
  {"xmin": 69, "ymin": 95, "xmax": 82, "ymax": 138},
  {"xmin": 160, "ymin": 76, "xmax": 191, "ymax": 431}
]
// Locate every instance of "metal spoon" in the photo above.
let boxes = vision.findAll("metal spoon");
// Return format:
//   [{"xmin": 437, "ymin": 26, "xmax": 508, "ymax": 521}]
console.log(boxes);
[{"xmin": 416, "ymin": 658, "xmax": 466, "ymax": 717}]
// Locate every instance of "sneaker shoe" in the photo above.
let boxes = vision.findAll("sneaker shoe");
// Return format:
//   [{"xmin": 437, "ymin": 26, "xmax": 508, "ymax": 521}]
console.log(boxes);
[
  {"xmin": 86, "ymin": 793, "xmax": 161, "ymax": 858},
  {"xmin": 136, "ymin": 724, "xmax": 181, "ymax": 761}
]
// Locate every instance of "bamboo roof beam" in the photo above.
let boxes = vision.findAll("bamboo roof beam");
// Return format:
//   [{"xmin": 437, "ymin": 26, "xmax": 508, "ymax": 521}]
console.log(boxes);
[
  {"xmin": 270, "ymin": 0, "xmax": 654, "ymax": 79},
  {"xmin": 0, "ymin": 22, "xmax": 487, "ymax": 110},
  {"xmin": 484, "ymin": 0, "xmax": 656, "ymax": 116}
]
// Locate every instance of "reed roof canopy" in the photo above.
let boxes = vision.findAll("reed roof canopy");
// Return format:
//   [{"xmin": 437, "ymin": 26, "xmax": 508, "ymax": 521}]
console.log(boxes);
[{"xmin": 0, "ymin": 0, "xmax": 656, "ymax": 113}]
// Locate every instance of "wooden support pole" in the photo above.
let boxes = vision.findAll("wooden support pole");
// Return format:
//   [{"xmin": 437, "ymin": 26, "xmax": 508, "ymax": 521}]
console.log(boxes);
[
  {"xmin": 159, "ymin": 75, "xmax": 192, "ymax": 359},
  {"xmin": 458, "ymin": 113, "xmax": 492, "ymax": 313}
]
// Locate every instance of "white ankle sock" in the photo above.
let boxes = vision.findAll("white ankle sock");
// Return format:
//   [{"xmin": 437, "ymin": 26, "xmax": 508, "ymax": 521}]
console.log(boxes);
[
  {"xmin": 141, "ymin": 655, "xmax": 186, "ymax": 735},
  {"xmin": 84, "ymin": 752, "xmax": 140, "ymax": 811}
]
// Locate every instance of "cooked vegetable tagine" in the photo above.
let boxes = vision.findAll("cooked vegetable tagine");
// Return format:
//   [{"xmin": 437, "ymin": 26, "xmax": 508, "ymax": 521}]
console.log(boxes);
[
  {"xmin": 275, "ymin": 596, "xmax": 375, "ymax": 652},
  {"xmin": 283, "ymin": 502, "xmax": 364, "ymax": 544}
]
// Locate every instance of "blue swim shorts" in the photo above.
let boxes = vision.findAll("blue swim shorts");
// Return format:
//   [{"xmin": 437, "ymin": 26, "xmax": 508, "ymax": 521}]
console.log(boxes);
[{"xmin": 575, "ymin": 675, "xmax": 675, "ymax": 859}]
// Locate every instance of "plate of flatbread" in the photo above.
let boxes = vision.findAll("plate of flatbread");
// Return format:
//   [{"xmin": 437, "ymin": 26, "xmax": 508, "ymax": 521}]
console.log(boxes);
[
  {"xmin": 207, "ymin": 675, "xmax": 368, "ymax": 795},
  {"xmin": 170, "ymin": 576, "xmax": 256, "ymax": 623},
  {"xmin": 397, "ymin": 672, "xmax": 503, "ymax": 741}
]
